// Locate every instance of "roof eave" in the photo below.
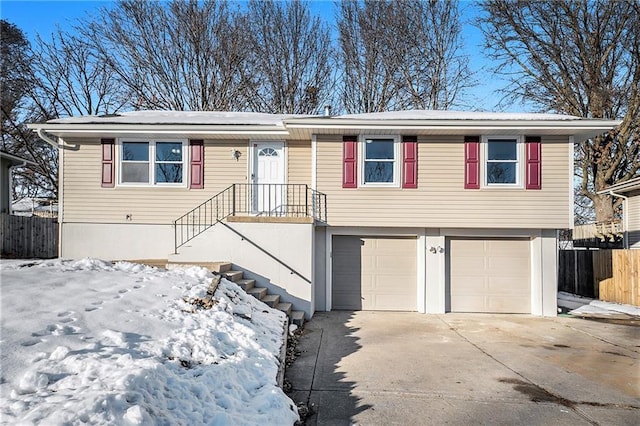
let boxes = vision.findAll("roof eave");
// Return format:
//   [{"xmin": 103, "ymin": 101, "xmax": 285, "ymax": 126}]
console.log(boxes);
[
  {"xmin": 283, "ymin": 117, "xmax": 619, "ymax": 129},
  {"xmin": 26, "ymin": 123, "xmax": 290, "ymax": 138},
  {"xmin": 0, "ymin": 151, "xmax": 38, "ymax": 166},
  {"xmin": 597, "ymin": 177, "xmax": 640, "ymax": 194}
]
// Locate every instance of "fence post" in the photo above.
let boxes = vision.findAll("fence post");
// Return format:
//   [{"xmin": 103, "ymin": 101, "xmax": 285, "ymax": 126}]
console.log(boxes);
[{"xmin": 573, "ymin": 250, "xmax": 578, "ymax": 295}]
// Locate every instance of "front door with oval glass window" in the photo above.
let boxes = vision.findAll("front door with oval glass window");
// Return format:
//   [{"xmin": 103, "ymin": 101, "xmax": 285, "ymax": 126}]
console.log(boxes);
[{"xmin": 252, "ymin": 142, "xmax": 285, "ymax": 214}]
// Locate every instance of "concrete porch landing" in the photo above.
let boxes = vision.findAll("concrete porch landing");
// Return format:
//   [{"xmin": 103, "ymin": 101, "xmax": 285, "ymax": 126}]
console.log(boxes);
[
  {"xmin": 287, "ymin": 311, "xmax": 639, "ymax": 425},
  {"xmin": 226, "ymin": 215, "xmax": 314, "ymax": 224}
]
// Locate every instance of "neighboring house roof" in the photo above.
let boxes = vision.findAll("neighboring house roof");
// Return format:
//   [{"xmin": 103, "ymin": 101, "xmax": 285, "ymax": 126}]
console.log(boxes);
[
  {"xmin": 598, "ymin": 177, "xmax": 640, "ymax": 195},
  {"xmin": 11, "ymin": 197, "xmax": 59, "ymax": 213},
  {"xmin": 27, "ymin": 110, "xmax": 620, "ymax": 142},
  {"xmin": 0, "ymin": 150, "xmax": 37, "ymax": 166}
]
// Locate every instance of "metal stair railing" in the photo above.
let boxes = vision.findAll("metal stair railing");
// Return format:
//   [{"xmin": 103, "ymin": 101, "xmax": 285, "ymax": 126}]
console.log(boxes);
[{"xmin": 174, "ymin": 183, "xmax": 327, "ymax": 253}]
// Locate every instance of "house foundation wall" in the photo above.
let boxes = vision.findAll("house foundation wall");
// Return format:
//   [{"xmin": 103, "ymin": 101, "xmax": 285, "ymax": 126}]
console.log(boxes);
[
  {"xmin": 61, "ymin": 223, "xmax": 174, "ymax": 260},
  {"xmin": 171, "ymin": 221, "xmax": 315, "ymax": 318}
]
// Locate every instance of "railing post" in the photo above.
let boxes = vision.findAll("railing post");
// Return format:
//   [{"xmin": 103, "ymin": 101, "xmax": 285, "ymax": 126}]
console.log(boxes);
[
  {"xmin": 174, "ymin": 220, "xmax": 178, "ymax": 254},
  {"xmin": 305, "ymin": 185, "xmax": 309, "ymax": 217},
  {"xmin": 323, "ymin": 194, "xmax": 327, "ymax": 222},
  {"xmin": 232, "ymin": 184, "xmax": 236, "ymax": 216}
]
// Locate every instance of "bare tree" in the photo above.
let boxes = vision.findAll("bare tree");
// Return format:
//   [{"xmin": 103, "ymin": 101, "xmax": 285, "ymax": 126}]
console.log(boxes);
[
  {"xmin": 243, "ymin": 0, "xmax": 335, "ymax": 114},
  {"xmin": 1, "ymin": 20, "xmax": 32, "ymax": 136},
  {"xmin": 31, "ymin": 29, "xmax": 129, "ymax": 117},
  {"xmin": 337, "ymin": 0, "xmax": 473, "ymax": 113},
  {"xmin": 1, "ymin": 20, "xmax": 57, "ymax": 200},
  {"xmin": 480, "ymin": 0, "xmax": 640, "ymax": 222},
  {"xmin": 84, "ymin": 0, "xmax": 250, "ymax": 111}
]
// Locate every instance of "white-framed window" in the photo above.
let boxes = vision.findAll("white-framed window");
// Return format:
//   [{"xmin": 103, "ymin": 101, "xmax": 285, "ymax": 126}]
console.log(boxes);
[
  {"xmin": 361, "ymin": 136, "xmax": 400, "ymax": 186},
  {"xmin": 483, "ymin": 136, "xmax": 522, "ymax": 187},
  {"xmin": 119, "ymin": 139, "xmax": 187, "ymax": 186}
]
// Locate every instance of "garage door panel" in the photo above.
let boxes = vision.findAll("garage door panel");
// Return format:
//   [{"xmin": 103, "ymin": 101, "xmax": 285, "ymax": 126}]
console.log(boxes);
[
  {"xmin": 452, "ymin": 257, "xmax": 486, "ymax": 270},
  {"xmin": 332, "ymin": 236, "xmax": 416, "ymax": 311},
  {"xmin": 487, "ymin": 278, "xmax": 526, "ymax": 294},
  {"xmin": 452, "ymin": 295, "xmax": 486, "ymax": 312},
  {"xmin": 488, "ymin": 296, "xmax": 530, "ymax": 313},
  {"xmin": 450, "ymin": 238, "xmax": 531, "ymax": 314}
]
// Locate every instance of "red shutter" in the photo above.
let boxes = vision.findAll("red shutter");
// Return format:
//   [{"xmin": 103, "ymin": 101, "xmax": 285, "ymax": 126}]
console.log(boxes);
[
  {"xmin": 101, "ymin": 138, "xmax": 115, "ymax": 188},
  {"xmin": 464, "ymin": 136, "xmax": 480, "ymax": 189},
  {"xmin": 402, "ymin": 136, "xmax": 418, "ymax": 188},
  {"xmin": 342, "ymin": 136, "xmax": 357, "ymax": 188},
  {"xmin": 525, "ymin": 136, "xmax": 542, "ymax": 190},
  {"xmin": 190, "ymin": 139, "xmax": 204, "ymax": 189}
]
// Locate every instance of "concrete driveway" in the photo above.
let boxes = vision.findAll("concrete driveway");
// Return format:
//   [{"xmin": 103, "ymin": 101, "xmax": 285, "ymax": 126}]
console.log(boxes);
[{"xmin": 286, "ymin": 312, "xmax": 639, "ymax": 425}]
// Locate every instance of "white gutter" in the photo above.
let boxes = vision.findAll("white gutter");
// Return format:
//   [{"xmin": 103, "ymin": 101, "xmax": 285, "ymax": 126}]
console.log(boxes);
[
  {"xmin": 28, "ymin": 123, "xmax": 288, "ymax": 134},
  {"xmin": 36, "ymin": 128, "xmax": 79, "ymax": 150}
]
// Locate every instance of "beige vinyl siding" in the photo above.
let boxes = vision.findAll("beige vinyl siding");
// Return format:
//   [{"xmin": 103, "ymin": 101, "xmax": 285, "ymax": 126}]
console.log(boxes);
[
  {"xmin": 63, "ymin": 138, "xmax": 249, "ymax": 224},
  {"xmin": 287, "ymin": 140, "xmax": 311, "ymax": 186},
  {"xmin": 628, "ymin": 193, "xmax": 640, "ymax": 248},
  {"xmin": 316, "ymin": 135, "xmax": 572, "ymax": 228}
]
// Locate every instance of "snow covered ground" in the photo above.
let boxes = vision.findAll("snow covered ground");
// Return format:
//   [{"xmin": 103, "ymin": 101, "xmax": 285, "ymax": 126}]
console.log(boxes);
[
  {"xmin": 558, "ymin": 291, "xmax": 640, "ymax": 318},
  {"xmin": 570, "ymin": 299, "xmax": 640, "ymax": 317},
  {"xmin": 0, "ymin": 259, "xmax": 298, "ymax": 425}
]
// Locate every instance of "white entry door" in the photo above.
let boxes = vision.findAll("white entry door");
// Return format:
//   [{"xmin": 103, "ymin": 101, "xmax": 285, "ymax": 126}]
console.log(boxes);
[{"xmin": 252, "ymin": 142, "xmax": 285, "ymax": 214}]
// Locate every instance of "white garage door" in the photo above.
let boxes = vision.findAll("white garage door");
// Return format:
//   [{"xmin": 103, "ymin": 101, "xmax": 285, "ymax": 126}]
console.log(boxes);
[
  {"xmin": 332, "ymin": 236, "xmax": 417, "ymax": 311},
  {"xmin": 449, "ymin": 238, "xmax": 531, "ymax": 313}
]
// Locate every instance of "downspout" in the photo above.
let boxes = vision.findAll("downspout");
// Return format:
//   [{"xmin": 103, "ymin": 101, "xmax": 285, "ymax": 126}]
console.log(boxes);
[
  {"xmin": 35, "ymin": 127, "xmax": 71, "ymax": 258},
  {"xmin": 57, "ymin": 144, "xmax": 64, "ymax": 258},
  {"xmin": 606, "ymin": 190, "xmax": 629, "ymax": 249},
  {"xmin": 36, "ymin": 128, "xmax": 79, "ymax": 150}
]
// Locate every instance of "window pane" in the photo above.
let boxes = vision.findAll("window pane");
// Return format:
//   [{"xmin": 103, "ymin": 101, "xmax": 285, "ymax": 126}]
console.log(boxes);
[
  {"xmin": 122, "ymin": 163, "xmax": 149, "ymax": 183},
  {"xmin": 156, "ymin": 163, "xmax": 183, "ymax": 183},
  {"xmin": 156, "ymin": 142, "xmax": 182, "ymax": 162},
  {"xmin": 122, "ymin": 142, "xmax": 149, "ymax": 161},
  {"xmin": 365, "ymin": 140, "xmax": 395, "ymax": 159},
  {"xmin": 487, "ymin": 162, "xmax": 516, "ymax": 184},
  {"xmin": 258, "ymin": 147, "xmax": 278, "ymax": 157},
  {"xmin": 365, "ymin": 161, "xmax": 394, "ymax": 183},
  {"xmin": 488, "ymin": 141, "xmax": 517, "ymax": 160}
]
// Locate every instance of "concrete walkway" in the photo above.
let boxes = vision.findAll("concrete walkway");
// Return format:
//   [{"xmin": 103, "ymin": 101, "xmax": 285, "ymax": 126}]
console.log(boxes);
[{"xmin": 286, "ymin": 311, "xmax": 639, "ymax": 425}]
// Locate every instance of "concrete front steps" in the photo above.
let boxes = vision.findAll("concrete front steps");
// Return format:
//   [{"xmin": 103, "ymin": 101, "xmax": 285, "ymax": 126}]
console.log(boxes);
[{"xmin": 177, "ymin": 261, "xmax": 304, "ymax": 327}]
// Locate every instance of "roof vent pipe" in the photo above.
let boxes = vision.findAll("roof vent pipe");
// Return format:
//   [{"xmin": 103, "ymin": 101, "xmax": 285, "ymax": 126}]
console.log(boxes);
[{"xmin": 323, "ymin": 105, "xmax": 332, "ymax": 117}]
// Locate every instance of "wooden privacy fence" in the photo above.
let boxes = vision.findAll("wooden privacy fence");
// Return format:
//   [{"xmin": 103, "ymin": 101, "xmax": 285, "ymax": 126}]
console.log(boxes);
[
  {"xmin": 559, "ymin": 249, "xmax": 639, "ymax": 307},
  {"xmin": 559, "ymin": 250, "xmax": 597, "ymax": 298},
  {"xmin": 0, "ymin": 213, "xmax": 58, "ymax": 258},
  {"xmin": 598, "ymin": 250, "xmax": 639, "ymax": 307}
]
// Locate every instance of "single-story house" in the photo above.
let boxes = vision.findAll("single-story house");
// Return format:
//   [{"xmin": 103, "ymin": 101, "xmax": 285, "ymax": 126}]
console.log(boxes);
[
  {"xmin": 28, "ymin": 110, "xmax": 618, "ymax": 318},
  {"xmin": 599, "ymin": 176, "xmax": 640, "ymax": 249},
  {"xmin": 0, "ymin": 150, "xmax": 37, "ymax": 214}
]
